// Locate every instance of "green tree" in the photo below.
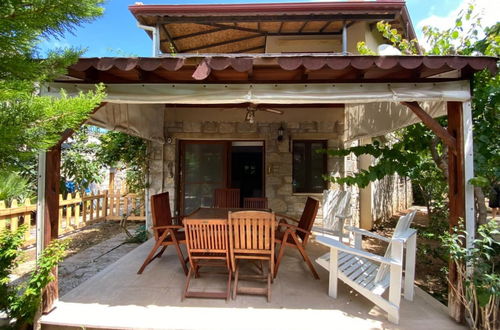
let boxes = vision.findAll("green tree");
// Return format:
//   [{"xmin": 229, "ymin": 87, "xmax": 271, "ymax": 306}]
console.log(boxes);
[
  {"xmin": 96, "ymin": 131, "xmax": 149, "ymax": 194},
  {"xmin": 0, "ymin": 1, "xmax": 106, "ymax": 172},
  {"xmin": 61, "ymin": 125, "xmax": 104, "ymax": 194},
  {"xmin": 345, "ymin": 4, "xmax": 499, "ymax": 225}
]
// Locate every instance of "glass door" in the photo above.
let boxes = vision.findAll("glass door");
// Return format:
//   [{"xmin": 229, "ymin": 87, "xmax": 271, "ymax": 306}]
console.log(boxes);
[{"xmin": 180, "ymin": 141, "xmax": 227, "ymax": 215}]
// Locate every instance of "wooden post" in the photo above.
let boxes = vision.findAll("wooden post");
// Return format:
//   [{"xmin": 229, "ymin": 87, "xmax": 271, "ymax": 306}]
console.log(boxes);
[
  {"xmin": 41, "ymin": 146, "xmax": 61, "ymax": 313},
  {"xmin": 403, "ymin": 100, "xmax": 473, "ymax": 323},
  {"xmin": 447, "ymin": 101, "xmax": 466, "ymax": 322},
  {"xmin": 103, "ymin": 190, "xmax": 108, "ymax": 220}
]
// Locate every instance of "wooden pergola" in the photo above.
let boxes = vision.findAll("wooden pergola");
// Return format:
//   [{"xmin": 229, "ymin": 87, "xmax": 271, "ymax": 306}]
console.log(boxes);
[{"xmin": 40, "ymin": 54, "xmax": 497, "ymax": 322}]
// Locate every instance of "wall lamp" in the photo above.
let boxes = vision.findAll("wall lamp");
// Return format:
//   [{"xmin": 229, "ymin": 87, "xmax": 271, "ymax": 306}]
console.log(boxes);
[{"xmin": 277, "ymin": 124, "xmax": 285, "ymax": 142}]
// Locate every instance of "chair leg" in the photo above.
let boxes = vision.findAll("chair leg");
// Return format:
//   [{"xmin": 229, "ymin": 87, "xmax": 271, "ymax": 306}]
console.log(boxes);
[
  {"xmin": 226, "ymin": 269, "xmax": 232, "ymax": 302},
  {"xmin": 173, "ymin": 243, "xmax": 189, "ymax": 276},
  {"xmin": 233, "ymin": 262, "xmax": 239, "ymax": 300},
  {"xmin": 154, "ymin": 246, "xmax": 168, "ymax": 259},
  {"xmin": 267, "ymin": 268, "xmax": 271, "ymax": 302},
  {"xmin": 182, "ymin": 266, "xmax": 194, "ymax": 301},
  {"xmin": 274, "ymin": 242, "xmax": 287, "ymax": 278},
  {"xmin": 137, "ymin": 241, "xmax": 163, "ymax": 274},
  {"xmin": 291, "ymin": 235, "xmax": 320, "ymax": 280}
]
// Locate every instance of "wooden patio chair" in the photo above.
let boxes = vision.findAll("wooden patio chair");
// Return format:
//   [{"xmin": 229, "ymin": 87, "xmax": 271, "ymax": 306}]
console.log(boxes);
[
  {"xmin": 228, "ymin": 210, "xmax": 275, "ymax": 301},
  {"xmin": 274, "ymin": 197, "xmax": 320, "ymax": 279},
  {"xmin": 213, "ymin": 188, "xmax": 240, "ymax": 208},
  {"xmin": 315, "ymin": 211, "xmax": 417, "ymax": 324},
  {"xmin": 137, "ymin": 192, "xmax": 188, "ymax": 275},
  {"xmin": 243, "ymin": 197, "xmax": 268, "ymax": 209},
  {"xmin": 183, "ymin": 219, "xmax": 232, "ymax": 300}
]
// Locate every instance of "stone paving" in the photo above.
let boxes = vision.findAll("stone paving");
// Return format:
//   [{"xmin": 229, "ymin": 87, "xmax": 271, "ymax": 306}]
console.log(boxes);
[{"xmin": 58, "ymin": 231, "xmax": 140, "ymax": 296}]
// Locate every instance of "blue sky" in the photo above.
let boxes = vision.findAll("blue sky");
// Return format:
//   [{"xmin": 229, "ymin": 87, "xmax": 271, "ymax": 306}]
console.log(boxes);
[{"xmin": 38, "ymin": 0, "xmax": 491, "ymax": 57}]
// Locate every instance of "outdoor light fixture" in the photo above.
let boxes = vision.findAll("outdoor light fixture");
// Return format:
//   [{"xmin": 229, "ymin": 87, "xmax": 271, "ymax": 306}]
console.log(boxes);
[
  {"xmin": 245, "ymin": 109, "xmax": 255, "ymax": 124},
  {"xmin": 277, "ymin": 124, "xmax": 285, "ymax": 142}
]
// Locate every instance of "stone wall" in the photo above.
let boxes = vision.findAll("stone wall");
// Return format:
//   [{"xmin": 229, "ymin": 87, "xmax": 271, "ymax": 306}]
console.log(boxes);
[
  {"xmin": 147, "ymin": 106, "xmax": 344, "ymax": 220},
  {"xmin": 146, "ymin": 107, "xmax": 411, "ymax": 228}
]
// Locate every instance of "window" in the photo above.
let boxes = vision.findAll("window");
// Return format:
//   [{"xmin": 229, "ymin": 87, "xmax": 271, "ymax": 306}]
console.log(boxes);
[{"xmin": 292, "ymin": 140, "xmax": 327, "ymax": 193}]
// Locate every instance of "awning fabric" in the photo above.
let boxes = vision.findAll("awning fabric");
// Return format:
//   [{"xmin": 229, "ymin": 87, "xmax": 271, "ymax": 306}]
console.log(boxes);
[
  {"xmin": 47, "ymin": 81, "xmax": 469, "ymax": 104},
  {"xmin": 86, "ymin": 103, "xmax": 165, "ymax": 143},
  {"xmin": 44, "ymin": 80, "xmax": 470, "ymax": 143}
]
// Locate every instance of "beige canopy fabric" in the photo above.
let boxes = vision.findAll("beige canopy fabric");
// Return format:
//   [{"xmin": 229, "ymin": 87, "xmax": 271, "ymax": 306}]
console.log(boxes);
[
  {"xmin": 46, "ymin": 81, "xmax": 470, "ymax": 104},
  {"xmin": 86, "ymin": 103, "xmax": 165, "ymax": 143},
  {"xmin": 44, "ymin": 80, "xmax": 470, "ymax": 143},
  {"xmin": 344, "ymin": 101, "xmax": 446, "ymax": 142}
]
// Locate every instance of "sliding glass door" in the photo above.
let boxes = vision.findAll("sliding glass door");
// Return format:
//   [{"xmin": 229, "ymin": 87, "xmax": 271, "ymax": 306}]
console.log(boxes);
[{"xmin": 180, "ymin": 141, "xmax": 227, "ymax": 215}]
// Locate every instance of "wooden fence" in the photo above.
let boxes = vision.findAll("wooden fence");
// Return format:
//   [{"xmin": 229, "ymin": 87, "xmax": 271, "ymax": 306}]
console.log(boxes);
[{"xmin": 0, "ymin": 190, "xmax": 145, "ymax": 246}]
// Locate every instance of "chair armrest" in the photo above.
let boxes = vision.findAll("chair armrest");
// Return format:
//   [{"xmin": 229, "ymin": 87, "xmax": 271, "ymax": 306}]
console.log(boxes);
[
  {"xmin": 345, "ymin": 226, "xmax": 391, "ymax": 243},
  {"xmin": 278, "ymin": 222, "xmax": 311, "ymax": 236},
  {"xmin": 152, "ymin": 225, "xmax": 183, "ymax": 231},
  {"xmin": 393, "ymin": 228, "xmax": 417, "ymax": 242},
  {"xmin": 275, "ymin": 213, "xmax": 300, "ymax": 223},
  {"xmin": 316, "ymin": 235, "xmax": 401, "ymax": 266}
]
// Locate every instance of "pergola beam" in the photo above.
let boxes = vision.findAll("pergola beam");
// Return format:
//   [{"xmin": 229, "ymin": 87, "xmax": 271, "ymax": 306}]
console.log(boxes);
[{"xmin": 401, "ymin": 101, "xmax": 457, "ymax": 154}]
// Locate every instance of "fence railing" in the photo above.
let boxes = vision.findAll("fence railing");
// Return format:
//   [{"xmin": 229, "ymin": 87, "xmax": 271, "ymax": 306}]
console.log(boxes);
[{"xmin": 0, "ymin": 190, "xmax": 145, "ymax": 246}]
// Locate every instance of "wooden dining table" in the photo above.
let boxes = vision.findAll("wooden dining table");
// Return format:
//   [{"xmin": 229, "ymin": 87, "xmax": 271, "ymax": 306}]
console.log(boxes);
[{"xmin": 183, "ymin": 207, "xmax": 272, "ymax": 222}]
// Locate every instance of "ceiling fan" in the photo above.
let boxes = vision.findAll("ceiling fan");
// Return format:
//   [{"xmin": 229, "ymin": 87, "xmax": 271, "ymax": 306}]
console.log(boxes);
[{"xmin": 222, "ymin": 103, "xmax": 284, "ymax": 124}]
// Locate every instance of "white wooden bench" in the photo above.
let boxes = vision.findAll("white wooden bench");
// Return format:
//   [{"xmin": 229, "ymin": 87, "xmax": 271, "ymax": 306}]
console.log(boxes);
[
  {"xmin": 315, "ymin": 211, "xmax": 417, "ymax": 324},
  {"xmin": 312, "ymin": 190, "xmax": 352, "ymax": 241}
]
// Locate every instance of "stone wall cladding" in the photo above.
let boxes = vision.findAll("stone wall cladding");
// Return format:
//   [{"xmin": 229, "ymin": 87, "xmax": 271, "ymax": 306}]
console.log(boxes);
[
  {"xmin": 149, "ymin": 120, "xmax": 343, "ymax": 219},
  {"xmin": 148, "ymin": 118, "xmax": 411, "ymax": 225}
]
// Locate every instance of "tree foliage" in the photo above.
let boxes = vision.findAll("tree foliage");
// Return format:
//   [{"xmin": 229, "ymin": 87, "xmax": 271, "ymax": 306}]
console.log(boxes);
[
  {"xmin": 344, "ymin": 4, "xmax": 499, "ymax": 225},
  {"xmin": 60, "ymin": 125, "xmax": 104, "ymax": 194},
  {"xmin": 441, "ymin": 220, "xmax": 500, "ymax": 329},
  {"xmin": 0, "ymin": 225, "xmax": 67, "ymax": 327},
  {"xmin": 0, "ymin": 1, "xmax": 106, "ymax": 172},
  {"xmin": 96, "ymin": 131, "xmax": 149, "ymax": 194}
]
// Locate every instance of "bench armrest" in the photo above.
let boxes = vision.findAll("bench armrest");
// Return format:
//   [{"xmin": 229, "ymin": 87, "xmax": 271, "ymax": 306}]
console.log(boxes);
[
  {"xmin": 345, "ymin": 226, "xmax": 391, "ymax": 243},
  {"xmin": 316, "ymin": 235, "xmax": 401, "ymax": 266}
]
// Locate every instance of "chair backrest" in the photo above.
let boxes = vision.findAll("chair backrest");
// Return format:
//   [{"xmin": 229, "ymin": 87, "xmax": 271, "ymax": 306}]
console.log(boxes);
[
  {"xmin": 150, "ymin": 192, "xmax": 174, "ymax": 240},
  {"xmin": 322, "ymin": 190, "xmax": 351, "ymax": 230},
  {"xmin": 243, "ymin": 197, "xmax": 268, "ymax": 209},
  {"xmin": 297, "ymin": 197, "xmax": 320, "ymax": 243},
  {"xmin": 374, "ymin": 210, "xmax": 417, "ymax": 283},
  {"xmin": 322, "ymin": 189, "xmax": 340, "ymax": 228},
  {"xmin": 214, "ymin": 188, "xmax": 241, "ymax": 208},
  {"xmin": 228, "ymin": 211, "xmax": 275, "ymax": 258},
  {"xmin": 184, "ymin": 219, "xmax": 230, "ymax": 258}
]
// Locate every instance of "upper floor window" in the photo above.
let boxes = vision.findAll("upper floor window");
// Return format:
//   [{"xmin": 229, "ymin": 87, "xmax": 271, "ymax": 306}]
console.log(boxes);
[{"xmin": 292, "ymin": 140, "xmax": 327, "ymax": 193}]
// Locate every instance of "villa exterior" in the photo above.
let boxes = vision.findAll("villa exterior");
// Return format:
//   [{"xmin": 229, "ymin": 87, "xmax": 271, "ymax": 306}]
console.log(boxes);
[{"xmin": 37, "ymin": 1, "xmax": 497, "ymax": 327}]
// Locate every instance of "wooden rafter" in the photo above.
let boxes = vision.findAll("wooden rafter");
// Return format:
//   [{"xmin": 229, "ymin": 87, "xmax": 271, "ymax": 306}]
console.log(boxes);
[
  {"xmin": 160, "ymin": 24, "xmax": 178, "ymax": 53},
  {"xmin": 182, "ymin": 34, "xmax": 262, "ymax": 52},
  {"xmin": 401, "ymin": 101, "xmax": 457, "ymax": 154},
  {"xmin": 172, "ymin": 27, "xmax": 224, "ymax": 41},
  {"xmin": 319, "ymin": 21, "xmax": 331, "ymax": 32},
  {"xmin": 202, "ymin": 22, "xmax": 264, "ymax": 35},
  {"xmin": 298, "ymin": 21, "xmax": 308, "ymax": 33}
]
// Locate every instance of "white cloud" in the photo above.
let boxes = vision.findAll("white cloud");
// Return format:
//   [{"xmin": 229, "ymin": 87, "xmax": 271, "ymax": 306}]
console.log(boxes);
[{"xmin": 416, "ymin": 0, "xmax": 499, "ymax": 49}]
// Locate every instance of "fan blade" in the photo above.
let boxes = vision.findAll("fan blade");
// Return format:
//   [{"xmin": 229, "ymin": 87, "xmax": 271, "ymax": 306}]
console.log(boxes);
[{"xmin": 261, "ymin": 108, "xmax": 284, "ymax": 114}]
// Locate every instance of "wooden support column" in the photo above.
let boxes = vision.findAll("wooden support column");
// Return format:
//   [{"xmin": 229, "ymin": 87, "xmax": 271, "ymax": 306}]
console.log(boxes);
[
  {"xmin": 447, "ymin": 101, "xmax": 465, "ymax": 322},
  {"xmin": 41, "ymin": 146, "xmax": 61, "ymax": 313},
  {"xmin": 36, "ymin": 102, "xmax": 107, "ymax": 314},
  {"xmin": 402, "ymin": 100, "xmax": 472, "ymax": 322}
]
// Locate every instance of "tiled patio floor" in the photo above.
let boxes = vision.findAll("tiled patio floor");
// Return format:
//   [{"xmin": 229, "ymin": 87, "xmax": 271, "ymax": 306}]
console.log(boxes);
[{"xmin": 40, "ymin": 237, "xmax": 464, "ymax": 330}]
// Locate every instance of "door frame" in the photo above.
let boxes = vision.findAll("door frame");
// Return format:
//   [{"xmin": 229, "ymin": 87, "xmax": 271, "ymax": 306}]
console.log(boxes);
[{"xmin": 176, "ymin": 139, "xmax": 266, "ymax": 215}]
